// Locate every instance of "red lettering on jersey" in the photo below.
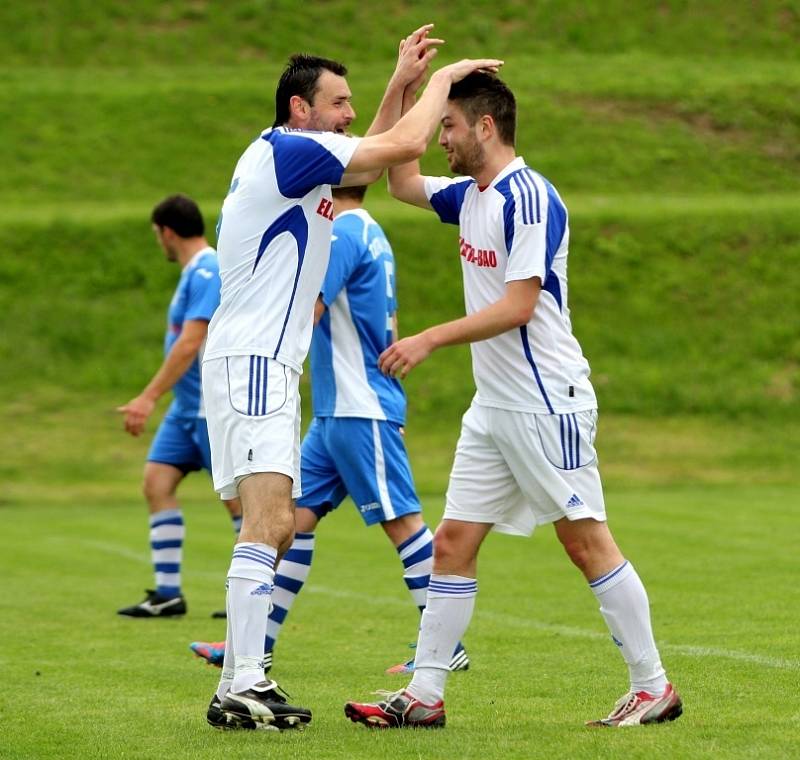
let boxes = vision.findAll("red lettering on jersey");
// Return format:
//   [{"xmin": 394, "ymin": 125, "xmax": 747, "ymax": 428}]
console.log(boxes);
[
  {"xmin": 457, "ymin": 237, "xmax": 497, "ymax": 268},
  {"xmin": 316, "ymin": 198, "xmax": 334, "ymax": 221}
]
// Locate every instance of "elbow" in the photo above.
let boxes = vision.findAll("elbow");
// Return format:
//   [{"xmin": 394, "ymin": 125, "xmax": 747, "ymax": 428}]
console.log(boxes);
[
  {"xmin": 510, "ymin": 304, "xmax": 536, "ymax": 328},
  {"xmin": 396, "ymin": 134, "xmax": 426, "ymax": 164},
  {"xmin": 408, "ymin": 134, "xmax": 428, "ymax": 160}
]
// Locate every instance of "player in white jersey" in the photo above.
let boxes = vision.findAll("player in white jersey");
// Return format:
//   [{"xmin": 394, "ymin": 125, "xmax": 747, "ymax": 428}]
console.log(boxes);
[
  {"xmin": 189, "ymin": 185, "xmax": 468, "ymax": 676},
  {"xmin": 201, "ymin": 25, "xmax": 503, "ymax": 731},
  {"xmin": 345, "ymin": 72, "xmax": 682, "ymax": 729},
  {"xmin": 116, "ymin": 195, "xmax": 243, "ymax": 619}
]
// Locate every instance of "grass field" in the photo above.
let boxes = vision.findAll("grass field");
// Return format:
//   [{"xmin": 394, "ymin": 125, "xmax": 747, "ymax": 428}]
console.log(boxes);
[
  {"xmin": 2, "ymin": 444, "xmax": 799, "ymax": 759},
  {"xmin": 2, "ymin": 1, "xmax": 800, "ymax": 758},
  {"xmin": 2, "ymin": 400, "xmax": 799, "ymax": 758}
]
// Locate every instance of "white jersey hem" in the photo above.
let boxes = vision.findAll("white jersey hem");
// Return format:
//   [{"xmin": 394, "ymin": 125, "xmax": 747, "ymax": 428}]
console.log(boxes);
[
  {"xmin": 202, "ymin": 348, "xmax": 303, "ymax": 375},
  {"xmin": 473, "ymin": 394, "xmax": 597, "ymax": 415}
]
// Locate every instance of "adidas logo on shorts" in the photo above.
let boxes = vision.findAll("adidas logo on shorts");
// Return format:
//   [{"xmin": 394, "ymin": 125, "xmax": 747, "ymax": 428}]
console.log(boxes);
[{"xmin": 566, "ymin": 493, "xmax": 585, "ymax": 509}]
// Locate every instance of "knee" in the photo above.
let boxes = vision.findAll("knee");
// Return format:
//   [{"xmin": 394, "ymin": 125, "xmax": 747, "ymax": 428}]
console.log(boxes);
[
  {"xmin": 142, "ymin": 476, "xmax": 166, "ymax": 509},
  {"xmin": 432, "ymin": 524, "xmax": 460, "ymax": 566},
  {"xmin": 560, "ymin": 537, "xmax": 593, "ymax": 574}
]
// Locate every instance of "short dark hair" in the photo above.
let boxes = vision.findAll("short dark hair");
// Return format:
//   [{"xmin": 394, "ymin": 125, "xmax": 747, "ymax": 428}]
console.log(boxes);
[
  {"xmin": 332, "ymin": 185, "xmax": 367, "ymax": 203},
  {"xmin": 151, "ymin": 194, "xmax": 205, "ymax": 238},
  {"xmin": 273, "ymin": 54, "xmax": 348, "ymax": 127},
  {"xmin": 448, "ymin": 72, "xmax": 516, "ymax": 147}
]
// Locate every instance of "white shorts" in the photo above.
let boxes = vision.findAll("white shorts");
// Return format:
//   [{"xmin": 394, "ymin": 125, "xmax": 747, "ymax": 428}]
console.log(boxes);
[
  {"xmin": 444, "ymin": 402, "xmax": 606, "ymax": 536},
  {"xmin": 202, "ymin": 356, "xmax": 301, "ymax": 500}
]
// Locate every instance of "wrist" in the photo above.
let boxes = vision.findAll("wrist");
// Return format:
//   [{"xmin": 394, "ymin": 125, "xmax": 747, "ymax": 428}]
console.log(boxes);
[
  {"xmin": 422, "ymin": 326, "xmax": 441, "ymax": 351},
  {"xmin": 141, "ymin": 388, "xmax": 160, "ymax": 404}
]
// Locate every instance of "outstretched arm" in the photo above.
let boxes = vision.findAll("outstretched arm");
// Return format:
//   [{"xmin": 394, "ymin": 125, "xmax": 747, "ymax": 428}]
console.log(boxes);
[
  {"xmin": 343, "ymin": 57, "xmax": 503, "ymax": 177},
  {"xmin": 378, "ymin": 278, "xmax": 540, "ymax": 379},
  {"xmin": 116, "ymin": 319, "xmax": 208, "ymax": 436},
  {"xmin": 338, "ymin": 24, "xmax": 443, "ymax": 187},
  {"xmin": 386, "ymin": 82, "xmax": 433, "ymax": 209}
]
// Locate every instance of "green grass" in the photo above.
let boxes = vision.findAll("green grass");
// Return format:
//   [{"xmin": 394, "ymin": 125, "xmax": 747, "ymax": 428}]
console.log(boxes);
[
  {"xmin": 2, "ymin": 465, "xmax": 798, "ymax": 759},
  {"xmin": 2, "ymin": 204, "xmax": 798, "ymax": 420}
]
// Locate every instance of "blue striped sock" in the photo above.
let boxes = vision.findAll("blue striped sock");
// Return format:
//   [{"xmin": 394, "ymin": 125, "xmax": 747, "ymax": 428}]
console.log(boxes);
[
  {"xmin": 264, "ymin": 532, "xmax": 315, "ymax": 653},
  {"xmin": 231, "ymin": 514, "xmax": 242, "ymax": 536},
  {"xmin": 150, "ymin": 508, "xmax": 184, "ymax": 599},
  {"xmin": 397, "ymin": 525, "xmax": 433, "ymax": 611}
]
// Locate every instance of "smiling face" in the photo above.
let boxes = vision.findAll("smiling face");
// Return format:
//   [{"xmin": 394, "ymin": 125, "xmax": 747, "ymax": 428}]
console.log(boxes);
[
  {"xmin": 438, "ymin": 101, "xmax": 486, "ymax": 178},
  {"xmin": 299, "ymin": 70, "xmax": 356, "ymax": 134}
]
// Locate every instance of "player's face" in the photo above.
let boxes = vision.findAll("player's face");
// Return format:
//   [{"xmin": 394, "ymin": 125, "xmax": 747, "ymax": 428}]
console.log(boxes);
[
  {"xmin": 306, "ymin": 70, "xmax": 356, "ymax": 133},
  {"xmin": 438, "ymin": 103, "xmax": 485, "ymax": 177},
  {"xmin": 153, "ymin": 224, "xmax": 177, "ymax": 262}
]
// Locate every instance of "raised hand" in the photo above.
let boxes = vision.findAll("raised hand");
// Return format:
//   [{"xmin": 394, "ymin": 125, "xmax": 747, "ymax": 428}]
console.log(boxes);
[
  {"xmin": 434, "ymin": 58, "xmax": 504, "ymax": 85},
  {"xmin": 393, "ymin": 23, "xmax": 444, "ymax": 91}
]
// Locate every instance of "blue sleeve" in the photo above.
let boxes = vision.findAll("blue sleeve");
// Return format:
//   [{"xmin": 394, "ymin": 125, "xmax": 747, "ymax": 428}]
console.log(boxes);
[
  {"xmin": 267, "ymin": 132, "xmax": 350, "ymax": 198},
  {"xmin": 184, "ymin": 266, "xmax": 221, "ymax": 322},
  {"xmin": 428, "ymin": 179, "xmax": 472, "ymax": 225},
  {"xmin": 321, "ymin": 229, "xmax": 361, "ymax": 306}
]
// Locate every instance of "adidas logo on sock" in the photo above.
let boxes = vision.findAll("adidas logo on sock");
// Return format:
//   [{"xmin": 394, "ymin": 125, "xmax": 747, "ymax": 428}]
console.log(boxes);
[
  {"xmin": 566, "ymin": 493, "xmax": 585, "ymax": 508},
  {"xmin": 250, "ymin": 583, "xmax": 273, "ymax": 596}
]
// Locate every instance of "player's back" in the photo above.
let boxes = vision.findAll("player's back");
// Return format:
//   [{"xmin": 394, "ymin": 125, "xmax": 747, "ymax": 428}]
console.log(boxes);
[
  {"xmin": 310, "ymin": 209, "xmax": 406, "ymax": 425},
  {"xmin": 205, "ymin": 127, "xmax": 360, "ymax": 373},
  {"xmin": 166, "ymin": 248, "xmax": 220, "ymax": 418}
]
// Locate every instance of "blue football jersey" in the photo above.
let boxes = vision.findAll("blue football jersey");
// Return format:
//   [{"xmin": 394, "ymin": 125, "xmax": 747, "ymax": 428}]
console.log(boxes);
[
  {"xmin": 165, "ymin": 248, "xmax": 221, "ymax": 418},
  {"xmin": 310, "ymin": 209, "xmax": 405, "ymax": 424}
]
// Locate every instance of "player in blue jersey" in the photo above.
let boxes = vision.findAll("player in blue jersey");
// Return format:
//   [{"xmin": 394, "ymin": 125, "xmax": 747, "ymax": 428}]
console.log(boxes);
[
  {"xmin": 201, "ymin": 28, "xmax": 501, "ymax": 730},
  {"xmin": 116, "ymin": 195, "xmax": 242, "ymax": 618},
  {"xmin": 345, "ymin": 73, "xmax": 681, "ymax": 729},
  {"xmin": 190, "ymin": 184, "xmax": 468, "ymax": 675}
]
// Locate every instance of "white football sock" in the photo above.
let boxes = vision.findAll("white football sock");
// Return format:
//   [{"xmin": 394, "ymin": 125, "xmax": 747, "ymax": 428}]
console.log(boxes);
[
  {"xmin": 407, "ymin": 574, "xmax": 477, "ymax": 705},
  {"xmin": 227, "ymin": 542, "xmax": 276, "ymax": 693},
  {"xmin": 590, "ymin": 560, "xmax": 668, "ymax": 695}
]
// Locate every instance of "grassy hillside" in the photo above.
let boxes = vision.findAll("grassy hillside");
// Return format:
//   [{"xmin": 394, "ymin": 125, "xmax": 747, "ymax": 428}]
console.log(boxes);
[
  {"xmin": 1, "ymin": 0, "xmax": 799, "ymax": 423},
  {"xmin": 2, "ymin": 0, "xmax": 798, "ymax": 67},
  {"xmin": 2, "ymin": 204, "xmax": 798, "ymax": 419}
]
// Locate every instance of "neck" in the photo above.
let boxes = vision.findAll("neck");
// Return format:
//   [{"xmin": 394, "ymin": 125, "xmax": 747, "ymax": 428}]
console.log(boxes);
[
  {"xmin": 175, "ymin": 237, "xmax": 209, "ymax": 268},
  {"xmin": 473, "ymin": 145, "xmax": 517, "ymax": 187},
  {"xmin": 332, "ymin": 198, "xmax": 362, "ymax": 216}
]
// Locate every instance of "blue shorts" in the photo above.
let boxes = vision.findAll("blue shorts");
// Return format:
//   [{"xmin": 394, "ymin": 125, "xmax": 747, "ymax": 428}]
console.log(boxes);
[
  {"xmin": 147, "ymin": 414, "xmax": 212, "ymax": 474},
  {"xmin": 297, "ymin": 417, "xmax": 421, "ymax": 526}
]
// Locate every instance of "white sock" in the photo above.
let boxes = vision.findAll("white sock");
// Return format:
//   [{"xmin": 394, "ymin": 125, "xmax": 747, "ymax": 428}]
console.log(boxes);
[
  {"xmin": 590, "ymin": 560, "xmax": 668, "ymax": 695},
  {"xmin": 227, "ymin": 542, "xmax": 276, "ymax": 694},
  {"xmin": 407, "ymin": 574, "xmax": 477, "ymax": 705}
]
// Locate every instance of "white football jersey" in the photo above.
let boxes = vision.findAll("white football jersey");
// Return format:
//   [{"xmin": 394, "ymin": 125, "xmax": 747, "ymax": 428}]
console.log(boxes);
[
  {"xmin": 424, "ymin": 157, "xmax": 596, "ymax": 414},
  {"xmin": 204, "ymin": 127, "xmax": 361, "ymax": 373}
]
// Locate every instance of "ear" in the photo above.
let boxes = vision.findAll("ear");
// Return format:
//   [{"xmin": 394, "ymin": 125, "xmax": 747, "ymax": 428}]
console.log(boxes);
[
  {"xmin": 478, "ymin": 114, "xmax": 495, "ymax": 141},
  {"xmin": 289, "ymin": 94, "xmax": 311, "ymax": 125}
]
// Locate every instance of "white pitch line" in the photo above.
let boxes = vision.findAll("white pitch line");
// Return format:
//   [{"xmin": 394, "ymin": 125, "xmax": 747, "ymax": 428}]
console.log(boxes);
[
  {"xmin": 305, "ymin": 584, "xmax": 800, "ymax": 672},
  {"xmin": 64, "ymin": 538, "xmax": 799, "ymax": 672}
]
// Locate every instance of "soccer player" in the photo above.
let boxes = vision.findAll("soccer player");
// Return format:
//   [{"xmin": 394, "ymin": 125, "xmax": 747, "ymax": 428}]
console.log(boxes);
[
  {"xmin": 344, "ymin": 72, "xmax": 682, "ymax": 729},
  {"xmin": 189, "ymin": 184, "xmax": 468, "ymax": 676},
  {"xmin": 200, "ymin": 25, "xmax": 502, "ymax": 730},
  {"xmin": 116, "ymin": 194, "xmax": 242, "ymax": 618}
]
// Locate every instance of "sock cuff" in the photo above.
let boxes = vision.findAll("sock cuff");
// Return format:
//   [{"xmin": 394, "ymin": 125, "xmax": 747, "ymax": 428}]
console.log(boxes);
[
  {"xmin": 228, "ymin": 543, "xmax": 277, "ymax": 583},
  {"xmin": 589, "ymin": 560, "xmax": 633, "ymax": 595},
  {"xmin": 150, "ymin": 508, "xmax": 183, "ymax": 528},
  {"xmin": 428, "ymin": 574, "xmax": 477, "ymax": 598}
]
